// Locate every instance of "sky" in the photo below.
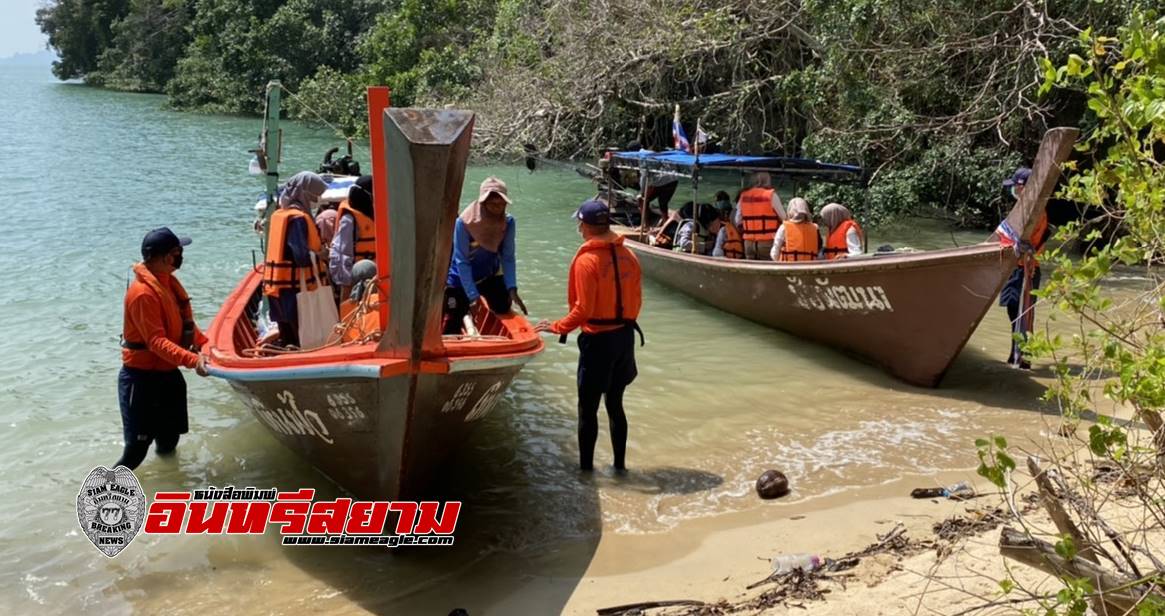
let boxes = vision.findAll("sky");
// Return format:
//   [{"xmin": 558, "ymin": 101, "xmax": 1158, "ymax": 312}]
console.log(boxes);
[{"xmin": 1, "ymin": 0, "xmax": 50, "ymax": 58}]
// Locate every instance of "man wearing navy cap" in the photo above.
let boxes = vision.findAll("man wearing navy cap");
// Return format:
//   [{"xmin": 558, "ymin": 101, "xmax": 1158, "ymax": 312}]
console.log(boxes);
[
  {"xmin": 998, "ymin": 166, "xmax": 1050, "ymax": 370},
  {"xmin": 117, "ymin": 227, "xmax": 209, "ymax": 469},
  {"xmin": 536, "ymin": 201, "xmax": 643, "ymax": 472}
]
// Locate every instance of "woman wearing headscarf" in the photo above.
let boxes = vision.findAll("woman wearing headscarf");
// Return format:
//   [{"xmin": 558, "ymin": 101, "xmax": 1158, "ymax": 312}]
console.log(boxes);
[
  {"xmin": 329, "ymin": 175, "xmax": 377, "ymax": 300},
  {"xmin": 442, "ymin": 177, "xmax": 528, "ymax": 335},
  {"xmin": 771, "ymin": 197, "xmax": 821, "ymax": 262},
  {"xmin": 262, "ymin": 171, "xmax": 330, "ymax": 347},
  {"xmin": 820, "ymin": 203, "xmax": 864, "ymax": 260}
]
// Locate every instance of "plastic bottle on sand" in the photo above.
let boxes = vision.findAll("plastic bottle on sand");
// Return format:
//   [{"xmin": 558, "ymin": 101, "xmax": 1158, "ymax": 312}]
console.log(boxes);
[{"xmin": 770, "ymin": 553, "xmax": 823, "ymax": 575}]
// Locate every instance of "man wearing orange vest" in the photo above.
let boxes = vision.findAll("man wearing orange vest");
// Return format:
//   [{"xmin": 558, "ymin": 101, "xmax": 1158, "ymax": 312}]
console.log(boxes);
[
  {"xmin": 536, "ymin": 200, "xmax": 643, "ymax": 472},
  {"xmin": 118, "ymin": 228, "xmax": 209, "ymax": 470},
  {"xmin": 733, "ymin": 172, "xmax": 786, "ymax": 259}
]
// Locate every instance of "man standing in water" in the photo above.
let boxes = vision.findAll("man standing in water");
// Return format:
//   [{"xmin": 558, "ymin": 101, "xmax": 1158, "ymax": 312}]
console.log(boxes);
[
  {"xmin": 998, "ymin": 167, "xmax": 1050, "ymax": 370},
  {"xmin": 117, "ymin": 228, "xmax": 209, "ymax": 469},
  {"xmin": 536, "ymin": 200, "xmax": 643, "ymax": 472}
]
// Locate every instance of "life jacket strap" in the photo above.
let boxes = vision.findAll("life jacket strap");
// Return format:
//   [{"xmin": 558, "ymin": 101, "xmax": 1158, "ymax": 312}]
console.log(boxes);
[{"xmin": 120, "ymin": 336, "xmax": 148, "ymax": 351}]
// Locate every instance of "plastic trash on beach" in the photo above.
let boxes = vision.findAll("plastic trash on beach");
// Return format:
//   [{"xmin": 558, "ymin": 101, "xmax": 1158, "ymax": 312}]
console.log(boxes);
[
  {"xmin": 910, "ymin": 481, "xmax": 975, "ymax": 500},
  {"xmin": 770, "ymin": 553, "xmax": 822, "ymax": 575}
]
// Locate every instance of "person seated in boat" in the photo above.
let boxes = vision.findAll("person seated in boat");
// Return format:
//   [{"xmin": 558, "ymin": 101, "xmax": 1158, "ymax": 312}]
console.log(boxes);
[
  {"xmin": 675, "ymin": 203, "xmax": 721, "ymax": 255},
  {"xmin": 315, "ymin": 198, "xmax": 339, "ymax": 259},
  {"xmin": 442, "ymin": 177, "xmax": 529, "ymax": 335},
  {"xmin": 712, "ymin": 200, "xmax": 745, "ymax": 259},
  {"xmin": 262, "ymin": 171, "xmax": 331, "ymax": 348},
  {"xmin": 771, "ymin": 198, "xmax": 821, "ymax": 262},
  {"xmin": 997, "ymin": 167, "xmax": 1050, "ymax": 370},
  {"xmin": 820, "ymin": 203, "xmax": 864, "ymax": 260},
  {"xmin": 329, "ymin": 175, "xmax": 377, "ymax": 300},
  {"xmin": 648, "ymin": 200, "xmax": 692, "ymax": 249},
  {"xmin": 338, "ymin": 260, "xmax": 381, "ymax": 342},
  {"xmin": 734, "ymin": 172, "xmax": 786, "ymax": 260}
]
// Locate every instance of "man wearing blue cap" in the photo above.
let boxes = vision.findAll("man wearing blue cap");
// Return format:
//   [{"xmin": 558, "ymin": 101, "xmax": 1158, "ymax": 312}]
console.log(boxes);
[
  {"xmin": 117, "ymin": 228, "xmax": 209, "ymax": 469},
  {"xmin": 998, "ymin": 167, "xmax": 1050, "ymax": 370},
  {"xmin": 536, "ymin": 200, "xmax": 643, "ymax": 472}
]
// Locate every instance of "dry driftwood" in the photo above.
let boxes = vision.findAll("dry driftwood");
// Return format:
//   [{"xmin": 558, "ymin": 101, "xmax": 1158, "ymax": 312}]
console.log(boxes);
[
  {"xmin": 596, "ymin": 599, "xmax": 707, "ymax": 615},
  {"xmin": 998, "ymin": 527, "xmax": 1143, "ymax": 615},
  {"xmin": 1027, "ymin": 457, "xmax": 1099, "ymax": 564}
]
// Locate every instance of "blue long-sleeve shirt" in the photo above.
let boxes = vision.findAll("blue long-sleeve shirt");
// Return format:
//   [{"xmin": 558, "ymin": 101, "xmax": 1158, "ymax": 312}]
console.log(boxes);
[{"xmin": 446, "ymin": 216, "xmax": 517, "ymax": 301}]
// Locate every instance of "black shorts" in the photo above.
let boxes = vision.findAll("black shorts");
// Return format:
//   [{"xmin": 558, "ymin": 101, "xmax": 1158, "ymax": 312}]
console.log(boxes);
[
  {"xmin": 577, "ymin": 326, "xmax": 638, "ymax": 395},
  {"xmin": 118, "ymin": 367, "xmax": 189, "ymax": 444}
]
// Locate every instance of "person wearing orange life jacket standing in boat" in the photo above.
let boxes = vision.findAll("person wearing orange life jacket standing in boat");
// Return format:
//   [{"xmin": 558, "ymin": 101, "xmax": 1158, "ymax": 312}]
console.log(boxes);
[
  {"xmin": 535, "ymin": 200, "xmax": 644, "ymax": 472},
  {"xmin": 329, "ymin": 175, "xmax": 377, "ymax": 301},
  {"xmin": 771, "ymin": 198, "xmax": 822, "ymax": 262},
  {"xmin": 262, "ymin": 171, "xmax": 330, "ymax": 348},
  {"xmin": 442, "ymin": 177, "xmax": 529, "ymax": 334},
  {"xmin": 117, "ymin": 228, "xmax": 209, "ymax": 470},
  {"xmin": 820, "ymin": 203, "xmax": 864, "ymax": 260},
  {"xmin": 997, "ymin": 167, "xmax": 1050, "ymax": 370},
  {"xmin": 734, "ymin": 172, "xmax": 787, "ymax": 260}
]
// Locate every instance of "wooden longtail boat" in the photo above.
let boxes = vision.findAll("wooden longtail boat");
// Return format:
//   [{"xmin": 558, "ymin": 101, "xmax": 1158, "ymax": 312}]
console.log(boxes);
[
  {"xmin": 612, "ymin": 128, "xmax": 1078, "ymax": 387},
  {"xmin": 204, "ymin": 85, "xmax": 543, "ymax": 499}
]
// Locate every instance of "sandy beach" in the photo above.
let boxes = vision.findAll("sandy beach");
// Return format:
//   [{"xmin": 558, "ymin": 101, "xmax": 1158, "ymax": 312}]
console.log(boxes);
[{"xmin": 554, "ymin": 474, "xmax": 1053, "ymax": 615}]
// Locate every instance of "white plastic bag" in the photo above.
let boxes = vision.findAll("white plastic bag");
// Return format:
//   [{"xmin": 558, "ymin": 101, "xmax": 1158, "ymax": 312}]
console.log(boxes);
[{"xmin": 296, "ymin": 254, "xmax": 339, "ymax": 349}]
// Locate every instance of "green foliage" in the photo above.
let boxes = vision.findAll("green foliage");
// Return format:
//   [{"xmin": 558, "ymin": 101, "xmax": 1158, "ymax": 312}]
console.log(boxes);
[
  {"xmin": 357, "ymin": 0, "xmax": 494, "ymax": 107},
  {"xmin": 36, "ymin": 0, "xmax": 132, "ymax": 81},
  {"xmin": 974, "ymin": 435, "xmax": 1015, "ymax": 489},
  {"xmin": 167, "ymin": 0, "xmax": 374, "ymax": 114},
  {"xmin": 1027, "ymin": 8, "xmax": 1165, "ymax": 421},
  {"xmin": 96, "ymin": 0, "xmax": 192, "ymax": 91},
  {"xmin": 1051, "ymin": 577, "xmax": 1093, "ymax": 616}
]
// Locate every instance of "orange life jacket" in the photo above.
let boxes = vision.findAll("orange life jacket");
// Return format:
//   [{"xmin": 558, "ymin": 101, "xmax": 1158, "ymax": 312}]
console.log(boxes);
[
  {"xmin": 334, "ymin": 200, "xmax": 377, "ymax": 262},
  {"xmin": 778, "ymin": 220, "xmax": 820, "ymax": 262},
  {"xmin": 720, "ymin": 222, "xmax": 744, "ymax": 259},
  {"xmin": 559, "ymin": 237, "xmax": 644, "ymax": 344},
  {"xmin": 262, "ymin": 208, "xmax": 329, "ymax": 297},
  {"xmin": 121, "ymin": 263, "xmax": 196, "ymax": 369},
  {"xmin": 824, "ymin": 219, "xmax": 862, "ymax": 260},
  {"xmin": 738, "ymin": 187, "xmax": 781, "ymax": 242}
]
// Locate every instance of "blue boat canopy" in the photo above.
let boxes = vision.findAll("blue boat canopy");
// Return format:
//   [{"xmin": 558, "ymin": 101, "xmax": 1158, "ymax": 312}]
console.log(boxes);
[{"xmin": 610, "ymin": 149, "xmax": 864, "ymax": 184}]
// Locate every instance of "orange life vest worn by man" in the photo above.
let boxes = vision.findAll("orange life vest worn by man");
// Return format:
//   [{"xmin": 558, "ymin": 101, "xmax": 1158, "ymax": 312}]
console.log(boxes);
[
  {"xmin": 118, "ymin": 228, "xmax": 209, "ymax": 470},
  {"xmin": 536, "ymin": 200, "xmax": 644, "ymax": 472}
]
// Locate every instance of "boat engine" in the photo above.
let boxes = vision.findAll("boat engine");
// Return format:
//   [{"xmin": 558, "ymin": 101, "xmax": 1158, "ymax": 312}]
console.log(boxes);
[{"xmin": 318, "ymin": 143, "xmax": 361, "ymax": 176}]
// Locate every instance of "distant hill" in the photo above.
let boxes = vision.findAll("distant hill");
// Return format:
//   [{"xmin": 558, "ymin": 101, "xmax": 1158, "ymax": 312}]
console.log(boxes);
[{"xmin": 0, "ymin": 50, "xmax": 57, "ymax": 66}]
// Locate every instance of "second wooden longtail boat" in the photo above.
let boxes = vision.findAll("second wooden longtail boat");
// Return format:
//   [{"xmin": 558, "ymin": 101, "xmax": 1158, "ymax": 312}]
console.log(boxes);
[
  {"xmin": 204, "ymin": 85, "xmax": 543, "ymax": 499},
  {"xmin": 611, "ymin": 127, "xmax": 1078, "ymax": 387}
]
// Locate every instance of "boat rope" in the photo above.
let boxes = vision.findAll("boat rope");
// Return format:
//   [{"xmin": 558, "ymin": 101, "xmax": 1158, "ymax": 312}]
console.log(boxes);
[
  {"xmin": 276, "ymin": 84, "xmax": 371, "ymax": 164},
  {"xmin": 242, "ymin": 285, "xmax": 511, "ymax": 357}
]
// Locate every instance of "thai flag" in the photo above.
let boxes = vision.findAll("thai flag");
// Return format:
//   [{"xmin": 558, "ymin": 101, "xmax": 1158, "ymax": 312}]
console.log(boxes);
[{"xmin": 672, "ymin": 105, "xmax": 690, "ymax": 153}]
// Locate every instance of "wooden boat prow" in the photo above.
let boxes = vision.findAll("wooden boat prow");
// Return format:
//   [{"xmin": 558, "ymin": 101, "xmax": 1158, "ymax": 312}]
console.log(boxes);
[
  {"xmin": 205, "ymin": 93, "xmax": 543, "ymax": 499},
  {"xmin": 618, "ymin": 127, "xmax": 1078, "ymax": 387}
]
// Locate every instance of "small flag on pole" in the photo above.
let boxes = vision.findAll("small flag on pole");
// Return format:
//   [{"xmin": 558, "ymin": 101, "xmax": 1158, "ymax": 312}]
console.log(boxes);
[{"xmin": 672, "ymin": 104, "xmax": 690, "ymax": 153}]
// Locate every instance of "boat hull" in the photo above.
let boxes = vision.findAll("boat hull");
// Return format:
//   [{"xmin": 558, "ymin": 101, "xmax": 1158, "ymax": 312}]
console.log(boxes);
[
  {"xmin": 623, "ymin": 238, "xmax": 1016, "ymax": 387},
  {"xmin": 224, "ymin": 363, "xmax": 525, "ymax": 500}
]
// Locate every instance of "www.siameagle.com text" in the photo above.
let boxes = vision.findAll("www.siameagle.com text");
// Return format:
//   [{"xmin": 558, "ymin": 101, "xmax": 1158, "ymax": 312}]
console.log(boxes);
[{"xmin": 281, "ymin": 534, "xmax": 455, "ymax": 546}]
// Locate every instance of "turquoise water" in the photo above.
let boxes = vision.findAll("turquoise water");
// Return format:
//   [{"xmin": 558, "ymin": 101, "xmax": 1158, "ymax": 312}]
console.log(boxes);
[{"xmin": 0, "ymin": 65, "xmax": 1063, "ymax": 614}]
